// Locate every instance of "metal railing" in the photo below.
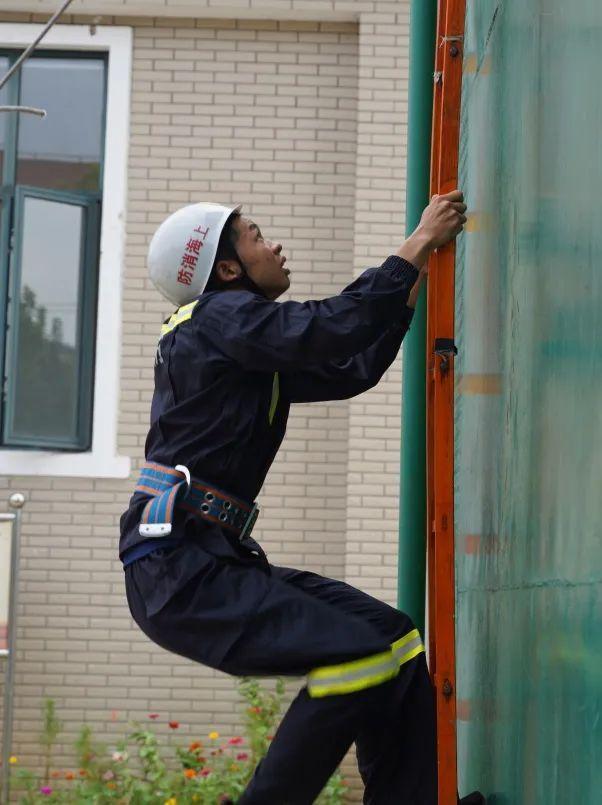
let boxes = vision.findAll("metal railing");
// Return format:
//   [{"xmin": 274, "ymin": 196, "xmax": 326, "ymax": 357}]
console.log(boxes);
[
  {"xmin": 0, "ymin": 0, "xmax": 76, "ymax": 117},
  {"xmin": 0, "ymin": 493, "xmax": 26, "ymax": 805}
]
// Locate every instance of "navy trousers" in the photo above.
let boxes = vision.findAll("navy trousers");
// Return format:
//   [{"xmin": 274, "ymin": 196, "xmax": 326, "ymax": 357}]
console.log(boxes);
[{"xmin": 124, "ymin": 537, "xmax": 436, "ymax": 804}]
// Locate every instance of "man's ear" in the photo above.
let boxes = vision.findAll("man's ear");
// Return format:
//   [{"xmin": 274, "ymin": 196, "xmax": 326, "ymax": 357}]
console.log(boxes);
[{"xmin": 215, "ymin": 260, "xmax": 242, "ymax": 284}]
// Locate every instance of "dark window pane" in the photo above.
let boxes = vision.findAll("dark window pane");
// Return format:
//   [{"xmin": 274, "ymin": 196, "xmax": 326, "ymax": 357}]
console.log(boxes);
[
  {"xmin": 17, "ymin": 57, "xmax": 105, "ymax": 192},
  {"xmin": 0, "ymin": 57, "xmax": 10, "ymax": 184},
  {"xmin": 12, "ymin": 196, "xmax": 84, "ymax": 442}
]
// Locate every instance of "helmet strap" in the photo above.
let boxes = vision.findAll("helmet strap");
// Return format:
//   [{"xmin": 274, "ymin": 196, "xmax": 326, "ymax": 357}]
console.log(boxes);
[{"xmin": 234, "ymin": 254, "xmax": 267, "ymax": 298}]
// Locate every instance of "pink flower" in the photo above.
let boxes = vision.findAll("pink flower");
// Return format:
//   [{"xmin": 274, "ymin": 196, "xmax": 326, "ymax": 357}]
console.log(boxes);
[
  {"xmin": 236, "ymin": 752, "xmax": 249, "ymax": 761},
  {"xmin": 228, "ymin": 736, "xmax": 243, "ymax": 745},
  {"xmin": 40, "ymin": 787, "xmax": 52, "ymax": 795},
  {"xmin": 102, "ymin": 770, "xmax": 115, "ymax": 781},
  {"xmin": 200, "ymin": 768, "xmax": 212, "ymax": 777},
  {"xmin": 148, "ymin": 713, "xmax": 160, "ymax": 720}
]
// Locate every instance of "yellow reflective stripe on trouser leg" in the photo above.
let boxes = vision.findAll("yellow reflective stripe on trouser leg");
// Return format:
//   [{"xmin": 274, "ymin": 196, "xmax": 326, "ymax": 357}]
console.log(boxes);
[
  {"xmin": 307, "ymin": 649, "xmax": 399, "ymax": 698},
  {"xmin": 306, "ymin": 628, "xmax": 425, "ymax": 699},
  {"xmin": 391, "ymin": 628, "xmax": 425, "ymax": 666}
]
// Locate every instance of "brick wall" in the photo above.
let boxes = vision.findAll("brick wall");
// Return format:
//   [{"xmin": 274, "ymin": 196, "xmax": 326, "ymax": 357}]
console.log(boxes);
[{"xmin": 0, "ymin": 3, "xmax": 411, "ymax": 802}]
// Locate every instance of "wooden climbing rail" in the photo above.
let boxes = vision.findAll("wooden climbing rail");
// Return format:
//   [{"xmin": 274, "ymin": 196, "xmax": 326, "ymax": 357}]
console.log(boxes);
[{"xmin": 426, "ymin": 0, "xmax": 467, "ymax": 802}]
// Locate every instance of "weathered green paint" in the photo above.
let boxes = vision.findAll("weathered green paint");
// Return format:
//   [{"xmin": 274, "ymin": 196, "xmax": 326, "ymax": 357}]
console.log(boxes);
[
  {"xmin": 398, "ymin": 0, "xmax": 436, "ymax": 635},
  {"xmin": 455, "ymin": 1, "xmax": 602, "ymax": 801}
]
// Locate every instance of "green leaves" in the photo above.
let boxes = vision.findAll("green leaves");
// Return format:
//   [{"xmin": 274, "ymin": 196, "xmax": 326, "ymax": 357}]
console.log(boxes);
[{"xmin": 11, "ymin": 680, "xmax": 347, "ymax": 804}]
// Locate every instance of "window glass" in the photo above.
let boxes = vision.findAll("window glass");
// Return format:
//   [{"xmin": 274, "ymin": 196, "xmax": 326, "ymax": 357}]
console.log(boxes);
[
  {"xmin": 12, "ymin": 196, "xmax": 84, "ymax": 441},
  {"xmin": 0, "ymin": 56, "xmax": 10, "ymax": 183},
  {"xmin": 17, "ymin": 57, "xmax": 105, "ymax": 192}
]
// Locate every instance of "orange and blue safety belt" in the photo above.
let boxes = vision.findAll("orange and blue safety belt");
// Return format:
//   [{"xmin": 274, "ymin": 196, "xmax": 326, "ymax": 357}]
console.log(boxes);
[{"xmin": 121, "ymin": 461, "xmax": 259, "ymax": 567}]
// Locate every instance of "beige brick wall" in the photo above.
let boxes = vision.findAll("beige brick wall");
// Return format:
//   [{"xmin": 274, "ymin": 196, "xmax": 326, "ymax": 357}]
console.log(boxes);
[
  {"xmin": 345, "ymin": 6, "xmax": 411, "ymax": 605},
  {"xmin": 0, "ymin": 3, "xmax": 411, "ymax": 802}
]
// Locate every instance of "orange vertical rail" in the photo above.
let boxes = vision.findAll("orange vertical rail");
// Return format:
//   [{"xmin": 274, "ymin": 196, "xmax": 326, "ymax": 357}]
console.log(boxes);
[{"xmin": 426, "ymin": 0, "xmax": 466, "ymax": 803}]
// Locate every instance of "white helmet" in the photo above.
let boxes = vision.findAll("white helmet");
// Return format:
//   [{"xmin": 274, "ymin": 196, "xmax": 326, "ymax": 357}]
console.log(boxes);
[{"xmin": 148, "ymin": 201, "xmax": 242, "ymax": 306}]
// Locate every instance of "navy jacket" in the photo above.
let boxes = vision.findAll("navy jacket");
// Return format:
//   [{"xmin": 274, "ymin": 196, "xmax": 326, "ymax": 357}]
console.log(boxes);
[{"xmin": 119, "ymin": 254, "xmax": 418, "ymax": 568}]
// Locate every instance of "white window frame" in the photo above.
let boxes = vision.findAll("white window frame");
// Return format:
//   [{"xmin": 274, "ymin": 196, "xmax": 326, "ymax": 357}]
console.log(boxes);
[{"xmin": 0, "ymin": 23, "xmax": 132, "ymax": 479}]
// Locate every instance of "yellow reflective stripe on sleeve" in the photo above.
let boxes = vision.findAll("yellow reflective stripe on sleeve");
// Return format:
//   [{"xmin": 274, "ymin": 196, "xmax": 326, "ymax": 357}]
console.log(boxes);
[
  {"xmin": 306, "ymin": 628, "xmax": 425, "ymax": 699},
  {"xmin": 160, "ymin": 300, "xmax": 199, "ymax": 337},
  {"xmin": 268, "ymin": 371, "xmax": 280, "ymax": 425}
]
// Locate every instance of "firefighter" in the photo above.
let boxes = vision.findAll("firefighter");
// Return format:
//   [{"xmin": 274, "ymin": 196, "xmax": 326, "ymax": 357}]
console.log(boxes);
[{"xmin": 120, "ymin": 194, "xmax": 483, "ymax": 804}]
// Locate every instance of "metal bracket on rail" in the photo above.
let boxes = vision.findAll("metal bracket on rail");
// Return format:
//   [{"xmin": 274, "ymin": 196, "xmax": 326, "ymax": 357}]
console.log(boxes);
[
  {"xmin": 440, "ymin": 34, "xmax": 464, "ymax": 58},
  {"xmin": 434, "ymin": 338, "xmax": 458, "ymax": 375}
]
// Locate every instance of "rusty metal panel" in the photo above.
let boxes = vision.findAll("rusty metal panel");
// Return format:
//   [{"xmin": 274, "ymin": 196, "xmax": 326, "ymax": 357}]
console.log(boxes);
[{"xmin": 454, "ymin": 1, "xmax": 602, "ymax": 801}]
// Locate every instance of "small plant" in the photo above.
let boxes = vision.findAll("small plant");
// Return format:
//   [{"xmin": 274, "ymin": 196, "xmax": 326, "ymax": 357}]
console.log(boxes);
[
  {"xmin": 8, "ymin": 679, "xmax": 348, "ymax": 804},
  {"xmin": 40, "ymin": 700, "xmax": 62, "ymax": 789}
]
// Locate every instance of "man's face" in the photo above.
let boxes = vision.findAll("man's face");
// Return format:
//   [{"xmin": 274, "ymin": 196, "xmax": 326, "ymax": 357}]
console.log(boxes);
[{"xmin": 219, "ymin": 215, "xmax": 290, "ymax": 301}]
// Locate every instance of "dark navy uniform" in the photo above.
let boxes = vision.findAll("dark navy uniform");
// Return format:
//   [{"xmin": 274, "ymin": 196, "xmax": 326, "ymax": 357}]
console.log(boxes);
[{"xmin": 120, "ymin": 255, "xmax": 438, "ymax": 804}]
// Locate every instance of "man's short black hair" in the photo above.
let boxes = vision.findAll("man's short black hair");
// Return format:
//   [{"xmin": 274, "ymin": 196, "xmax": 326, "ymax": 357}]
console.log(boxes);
[{"xmin": 204, "ymin": 212, "xmax": 242, "ymax": 293}]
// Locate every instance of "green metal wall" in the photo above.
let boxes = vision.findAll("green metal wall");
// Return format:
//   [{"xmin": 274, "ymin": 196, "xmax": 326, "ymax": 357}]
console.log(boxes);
[{"xmin": 454, "ymin": 1, "xmax": 602, "ymax": 801}]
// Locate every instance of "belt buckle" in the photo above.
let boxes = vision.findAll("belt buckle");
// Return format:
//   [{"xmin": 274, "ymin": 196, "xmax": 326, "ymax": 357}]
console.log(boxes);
[{"xmin": 239, "ymin": 503, "xmax": 259, "ymax": 541}]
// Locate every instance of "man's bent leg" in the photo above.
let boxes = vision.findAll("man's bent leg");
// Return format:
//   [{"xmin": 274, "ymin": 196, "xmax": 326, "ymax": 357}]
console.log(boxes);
[
  {"xmin": 355, "ymin": 652, "xmax": 437, "ymax": 805},
  {"xmin": 128, "ymin": 551, "xmax": 431, "ymax": 804},
  {"xmin": 238, "ymin": 664, "xmax": 413, "ymax": 805}
]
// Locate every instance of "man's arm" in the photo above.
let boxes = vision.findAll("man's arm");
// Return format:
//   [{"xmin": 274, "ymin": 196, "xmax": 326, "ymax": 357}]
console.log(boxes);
[
  {"xmin": 199, "ymin": 191, "xmax": 465, "ymax": 374},
  {"xmin": 279, "ymin": 311, "xmax": 414, "ymax": 403},
  {"xmin": 406, "ymin": 268, "xmax": 427, "ymax": 310},
  {"xmin": 198, "ymin": 256, "xmax": 419, "ymax": 373},
  {"xmin": 279, "ymin": 191, "xmax": 467, "ymax": 401},
  {"xmin": 397, "ymin": 189, "xmax": 465, "ymax": 310}
]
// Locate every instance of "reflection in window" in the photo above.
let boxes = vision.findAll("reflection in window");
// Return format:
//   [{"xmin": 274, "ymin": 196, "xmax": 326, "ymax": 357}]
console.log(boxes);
[
  {"xmin": 12, "ymin": 197, "xmax": 84, "ymax": 441},
  {"xmin": 17, "ymin": 57, "xmax": 105, "ymax": 192},
  {"xmin": 0, "ymin": 56, "xmax": 10, "ymax": 183},
  {"xmin": 0, "ymin": 50, "xmax": 106, "ymax": 450}
]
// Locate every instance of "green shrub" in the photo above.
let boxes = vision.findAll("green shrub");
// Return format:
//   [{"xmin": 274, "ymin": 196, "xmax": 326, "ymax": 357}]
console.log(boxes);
[{"xmin": 10, "ymin": 678, "xmax": 348, "ymax": 804}]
